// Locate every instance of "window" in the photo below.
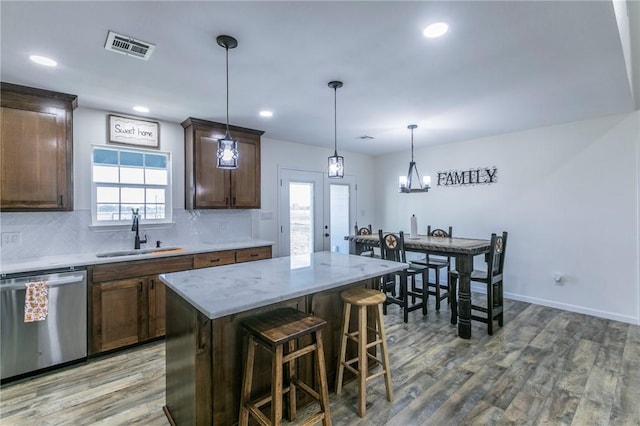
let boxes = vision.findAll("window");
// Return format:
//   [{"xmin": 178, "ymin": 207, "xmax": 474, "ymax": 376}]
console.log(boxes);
[{"xmin": 91, "ymin": 146, "xmax": 172, "ymax": 225}]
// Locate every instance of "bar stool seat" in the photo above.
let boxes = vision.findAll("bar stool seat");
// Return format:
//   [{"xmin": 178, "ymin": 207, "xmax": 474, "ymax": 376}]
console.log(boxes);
[
  {"xmin": 239, "ymin": 307, "xmax": 332, "ymax": 426},
  {"xmin": 336, "ymin": 287, "xmax": 393, "ymax": 418}
]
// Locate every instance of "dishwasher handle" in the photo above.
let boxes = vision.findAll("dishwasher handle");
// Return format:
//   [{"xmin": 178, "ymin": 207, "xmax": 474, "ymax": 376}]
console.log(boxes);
[{"xmin": 1, "ymin": 274, "xmax": 86, "ymax": 291}]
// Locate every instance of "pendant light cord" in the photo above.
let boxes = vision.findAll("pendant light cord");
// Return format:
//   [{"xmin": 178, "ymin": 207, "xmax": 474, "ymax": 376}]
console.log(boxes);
[
  {"xmin": 225, "ymin": 46, "xmax": 230, "ymax": 137},
  {"xmin": 333, "ymin": 86, "xmax": 338, "ymax": 156}
]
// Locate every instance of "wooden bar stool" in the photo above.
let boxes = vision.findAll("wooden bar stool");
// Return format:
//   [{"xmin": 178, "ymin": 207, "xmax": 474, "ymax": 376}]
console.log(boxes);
[
  {"xmin": 336, "ymin": 287, "xmax": 393, "ymax": 418},
  {"xmin": 239, "ymin": 307, "xmax": 332, "ymax": 426}
]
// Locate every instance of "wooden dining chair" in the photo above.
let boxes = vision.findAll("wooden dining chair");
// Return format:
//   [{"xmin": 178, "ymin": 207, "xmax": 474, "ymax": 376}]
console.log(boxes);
[
  {"xmin": 411, "ymin": 226, "xmax": 452, "ymax": 311},
  {"xmin": 354, "ymin": 224, "xmax": 375, "ymax": 257},
  {"xmin": 377, "ymin": 230, "xmax": 428, "ymax": 323},
  {"xmin": 449, "ymin": 231, "xmax": 508, "ymax": 335}
]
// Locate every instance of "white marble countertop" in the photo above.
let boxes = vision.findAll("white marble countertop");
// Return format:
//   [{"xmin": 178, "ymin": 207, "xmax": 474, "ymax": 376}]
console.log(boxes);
[
  {"xmin": 159, "ymin": 251, "xmax": 408, "ymax": 319},
  {"xmin": 0, "ymin": 240, "xmax": 274, "ymax": 275}
]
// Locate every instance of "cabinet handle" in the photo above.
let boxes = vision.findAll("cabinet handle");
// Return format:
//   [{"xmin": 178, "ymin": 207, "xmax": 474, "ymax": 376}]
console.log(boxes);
[
  {"xmin": 225, "ymin": 197, "xmax": 229, "ymax": 206},
  {"xmin": 210, "ymin": 258, "xmax": 220, "ymax": 263},
  {"xmin": 150, "ymin": 279, "xmax": 155, "ymax": 290},
  {"xmin": 138, "ymin": 281, "xmax": 143, "ymax": 292},
  {"xmin": 250, "ymin": 253, "xmax": 259, "ymax": 257},
  {"xmin": 59, "ymin": 195, "xmax": 63, "ymax": 207},
  {"xmin": 232, "ymin": 197, "xmax": 236, "ymax": 206}
]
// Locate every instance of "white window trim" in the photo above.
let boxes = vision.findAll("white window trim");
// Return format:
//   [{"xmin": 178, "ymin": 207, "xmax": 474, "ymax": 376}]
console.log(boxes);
[{"xmin": 90, "ymin": 145, "xmax": 173, "ymax": 228}]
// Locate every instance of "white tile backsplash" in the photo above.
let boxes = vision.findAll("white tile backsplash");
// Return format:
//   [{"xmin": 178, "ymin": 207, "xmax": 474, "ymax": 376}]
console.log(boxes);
[{"xmin": 0, "ymin": 209, "xmax": 252, "ymax": 261}]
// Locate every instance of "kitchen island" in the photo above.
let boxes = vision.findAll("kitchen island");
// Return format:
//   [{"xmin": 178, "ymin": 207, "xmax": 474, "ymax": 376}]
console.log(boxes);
[{"xmin": 159, "ymin": 251, "xmax": 406, "ymax": 425}]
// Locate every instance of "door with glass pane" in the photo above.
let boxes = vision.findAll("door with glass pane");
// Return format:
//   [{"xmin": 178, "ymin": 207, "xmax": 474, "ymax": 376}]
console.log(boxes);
[
  {"xmin": 278, "ymin": 168, "xmax": 356, "ymax": 257},
  {"xmin": 325, "ymin": 175, "xmax": 356, "ymax": 254}
]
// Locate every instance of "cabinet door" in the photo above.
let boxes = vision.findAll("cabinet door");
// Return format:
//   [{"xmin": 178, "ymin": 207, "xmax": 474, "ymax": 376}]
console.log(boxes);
[
  {"xmin": 0, "ymin": 106, "xmax": 70, "ymax": 209},
  {"xmin": 194, "ymin": 129, "xmax": 230, "ymax": 208},
  {"xmin": 231, "ymin": 134, "xmax": 261, "ymax": 208},
  {"xmin": 91, "ymin": 278, "xmax": 146, "ymax": 353},
  {"xmin": 147, "ymin": 276, "xmax": 166, "ymax": 338}
]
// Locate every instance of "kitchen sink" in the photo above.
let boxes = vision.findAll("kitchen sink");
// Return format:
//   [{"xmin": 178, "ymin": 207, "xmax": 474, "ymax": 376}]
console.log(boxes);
[{"xmin": 96, "ymin": 247, "xmax": 184, "ymax": 258}]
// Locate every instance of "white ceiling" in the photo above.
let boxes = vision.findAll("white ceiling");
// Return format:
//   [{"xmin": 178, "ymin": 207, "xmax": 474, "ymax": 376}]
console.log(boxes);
[{"xmin": 1, "ymin": 1, "xmax": 636, "ymax": 156}]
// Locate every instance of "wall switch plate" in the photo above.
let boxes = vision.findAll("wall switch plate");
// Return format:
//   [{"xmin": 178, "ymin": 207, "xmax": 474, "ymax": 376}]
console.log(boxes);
[{"xmin": 1, "ymin": 232, "xmax": 22, "ymax": 247}]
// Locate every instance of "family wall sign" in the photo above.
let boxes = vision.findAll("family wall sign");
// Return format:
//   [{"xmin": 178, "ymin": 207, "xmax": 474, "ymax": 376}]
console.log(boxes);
[{"xmin": 437, "ymin": 166, "xmax": 498, "ymax": 187}]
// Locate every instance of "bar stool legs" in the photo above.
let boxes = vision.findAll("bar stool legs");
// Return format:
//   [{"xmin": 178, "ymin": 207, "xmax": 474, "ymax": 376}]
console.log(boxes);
[
  {"xmin": 336, "ymin": 288, "xmax": 393, "ymax": 418},
  {"xmin": 239, "ymin": 308, "xmax": 331, "ymax": 426}
]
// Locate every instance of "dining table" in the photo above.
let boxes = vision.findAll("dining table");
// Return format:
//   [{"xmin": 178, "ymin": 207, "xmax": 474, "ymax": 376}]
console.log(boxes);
[{"xmin": 348, "ymin": 233, "xmax": 491, "ymax": 339}]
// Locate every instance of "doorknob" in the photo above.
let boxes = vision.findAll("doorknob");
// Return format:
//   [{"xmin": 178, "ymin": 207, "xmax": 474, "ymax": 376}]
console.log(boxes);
[{"xmin": 324, "ymin": 233, "xmax": 330, "ymax": 237}]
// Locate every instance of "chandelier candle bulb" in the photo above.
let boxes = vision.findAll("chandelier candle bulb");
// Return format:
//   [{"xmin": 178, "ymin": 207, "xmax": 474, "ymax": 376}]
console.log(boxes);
[{"xmin": 410, "ymin": 215, "xmax": 418, "ymax": 239}]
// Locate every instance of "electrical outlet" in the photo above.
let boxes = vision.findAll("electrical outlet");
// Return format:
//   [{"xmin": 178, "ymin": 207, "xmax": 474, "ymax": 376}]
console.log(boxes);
[
  {"xmin": 1, "ymin": 232, "xmax": 22, "ymax": 247},
  {"xmin": 553, "ymin": 272, "xmax": 563, "ymax": 285}
]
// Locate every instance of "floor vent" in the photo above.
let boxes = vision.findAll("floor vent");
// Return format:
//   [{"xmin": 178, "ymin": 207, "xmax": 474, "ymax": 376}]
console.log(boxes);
[{"xmin": 104, "ymin": 31, "xmax": 155, "ymax": 61}]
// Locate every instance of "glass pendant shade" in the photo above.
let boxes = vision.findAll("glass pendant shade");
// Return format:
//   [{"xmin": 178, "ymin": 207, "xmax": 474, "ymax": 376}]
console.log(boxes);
[
  {"xmin": 216, "ymin": 133, "xmax": 238, "ymax": 169},
  {"xmin": 328, "ymin": 152, "xmax": 344, "ymax": 178}
]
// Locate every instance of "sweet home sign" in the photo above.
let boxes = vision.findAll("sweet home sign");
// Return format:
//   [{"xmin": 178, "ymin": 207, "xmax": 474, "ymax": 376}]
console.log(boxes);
[{"xmin": 437, "ymin": 167, "xmax": 498, "ymax": 187}]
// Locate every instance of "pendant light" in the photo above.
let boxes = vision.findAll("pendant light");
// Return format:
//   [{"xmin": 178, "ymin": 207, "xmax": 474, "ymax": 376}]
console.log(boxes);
[
  {"xmin": 327, "ymin": 80, "xmax": 344, "ymax": 179},
  {"xmin": 216, "ymin": 35, "xmax": 239, "ymax": 169},
  {"xmin": 399, "ymin": 124, "xmax": 431, "ymax": 192}
]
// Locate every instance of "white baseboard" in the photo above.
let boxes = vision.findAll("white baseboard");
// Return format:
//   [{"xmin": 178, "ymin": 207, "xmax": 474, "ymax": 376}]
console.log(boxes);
[{"xmin": 469, "ymin": 283, "xmax": 640, "ymax": 325}]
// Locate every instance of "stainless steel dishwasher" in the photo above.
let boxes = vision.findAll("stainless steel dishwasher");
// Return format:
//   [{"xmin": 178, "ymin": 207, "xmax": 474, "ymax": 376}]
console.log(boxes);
[{"xmin": 1, "ymin": 268, "xmax": 87, "ymax": 382}]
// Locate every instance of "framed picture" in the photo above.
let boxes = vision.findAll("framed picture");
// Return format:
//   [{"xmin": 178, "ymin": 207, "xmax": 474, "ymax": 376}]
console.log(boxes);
[{"xmin": 108, "ymin": 114, "xmax": 160, "ymax": 148}]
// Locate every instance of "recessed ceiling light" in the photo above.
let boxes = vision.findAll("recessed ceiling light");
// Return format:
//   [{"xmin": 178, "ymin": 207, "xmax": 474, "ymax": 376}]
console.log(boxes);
[
  {"xmin": 259, "ymin": 111, "xmax": 273, "ymax": 117},
  {"xmin": 133, "ymin": 106, "xmax": 150, "ymax": 113},
  {"xmin": 423, "ymin": 22, "xmax": 449, "ymax": 38},
  {"xmin": 29, "ymin": 55, "xmax": 57, "ymax": 67}
]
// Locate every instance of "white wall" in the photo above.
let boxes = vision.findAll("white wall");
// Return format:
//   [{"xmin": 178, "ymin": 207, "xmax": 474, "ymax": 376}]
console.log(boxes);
[
  {"xmin": 258, "ymin": 137, "xmax": 377, "ymax": 257},
  {"xmin": 73, "ymin": 107, "xmax": 186, "ymax": 210},
  {"xmin": 0, "ymin": 107, "xmax": 377, "ymax": 261},
  {"xmin": 375, "ymin": 111, "xmax": 640, "ymax": 324}
]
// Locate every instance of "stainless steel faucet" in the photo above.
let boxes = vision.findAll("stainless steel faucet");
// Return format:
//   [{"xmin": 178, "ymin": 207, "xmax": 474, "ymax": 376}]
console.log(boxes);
[{"xmin": 131, "ymin": 209, "xmax": 147, "ymax": 249}]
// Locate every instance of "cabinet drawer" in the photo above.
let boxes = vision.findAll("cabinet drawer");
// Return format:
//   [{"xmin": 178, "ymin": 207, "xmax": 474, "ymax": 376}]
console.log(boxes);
[
  {"xmin": 235, "ymin": 246, "xmax": 272, "ymax": 263},
  {"xmin": 193, "ymin": 250, "xmax": 236, "ymax": 269},
  {"xmin": 92, "ymin": 255, "xmax": 194, "ymax": 283}
]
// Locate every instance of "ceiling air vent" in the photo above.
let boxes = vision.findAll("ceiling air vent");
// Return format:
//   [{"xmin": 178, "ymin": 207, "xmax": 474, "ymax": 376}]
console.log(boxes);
[{"xmin": 104, "ymin": 31, "xmax": 155, "ymax": 61}]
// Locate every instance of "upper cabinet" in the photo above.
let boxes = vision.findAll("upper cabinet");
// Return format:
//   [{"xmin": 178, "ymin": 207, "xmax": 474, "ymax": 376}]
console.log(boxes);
[
  {"xmin": 182, "ymin": 118, "xmax": 263, "ymax": 209},
  {"xmin": 0, "ymin": 83, "xmax": 77, "ymax": 211}
]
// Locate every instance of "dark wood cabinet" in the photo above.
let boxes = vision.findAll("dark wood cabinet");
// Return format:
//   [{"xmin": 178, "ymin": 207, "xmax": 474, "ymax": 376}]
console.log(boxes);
[
  {"xmin": 89, "ymin": 247, "xmax": 272, "ymax": 354},
  {"xmin": 91, "ymin": 277, "xmax": 146, "ymax": 352},
  {"xmin": 91, "ymin": 275, "xmax": 166, "ymax": 352},
  {"xmin": 182, "ymin": 117, "xmax": 263, "ymax": 209},
  {"xmin": 0, "ymin": 82, "xmax": 77, "ymax": 211},
  {"xmin": 164, "ymin": 277, "xmax": 377, "ymax": 426},
  {"xmin": 90, "ymin": 256, "xmax": 193, "ymax": 354},
  {"xmin": 147, "ymin": 276, "xmax": 166, "ymax": 338}
]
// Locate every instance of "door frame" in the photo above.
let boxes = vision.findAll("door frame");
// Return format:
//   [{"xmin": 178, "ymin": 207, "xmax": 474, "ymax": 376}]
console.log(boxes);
[{"xmin": 277, "ymin": 167, "xmax": 357, "ymax": 257}]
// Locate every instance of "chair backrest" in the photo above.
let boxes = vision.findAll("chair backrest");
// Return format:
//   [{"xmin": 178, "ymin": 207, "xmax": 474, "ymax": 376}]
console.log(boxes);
[
  {"xmin": 355, "ymin": 224, "xmax": 373, "ymax": 236},
  {"xmin": 427, "ymin": 225, "xmax": 452, "ymax": 238},
  {"xmin": 487, "ymin": 231, "xmax": 508, "ymax": 276},
  {"xmin": 378, "ymin": 230, "xmax": 407, "ymax": 263}
]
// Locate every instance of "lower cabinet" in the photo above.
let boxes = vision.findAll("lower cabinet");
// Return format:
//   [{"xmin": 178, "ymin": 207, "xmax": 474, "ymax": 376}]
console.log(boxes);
[
  {"xmin": 90, "ymin": 275, "xmax": 164, "ymax": 353},
  {"xmin": 148, "ymin": 277, "xmax": 166, "ymax": 338},
  {"xmin": 89, "ymin": 246, "xmax": 272, "ymax": 355}
]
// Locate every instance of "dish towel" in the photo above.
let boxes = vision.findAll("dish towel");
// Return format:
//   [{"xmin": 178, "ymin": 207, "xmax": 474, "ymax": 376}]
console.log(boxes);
[{"xmin": 24, "ymin": 281, "xmax": 49, "ymax": 322}]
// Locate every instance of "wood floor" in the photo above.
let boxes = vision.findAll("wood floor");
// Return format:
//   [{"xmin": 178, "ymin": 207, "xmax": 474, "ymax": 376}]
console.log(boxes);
[{"xmin": 1, "ymin": 294, "xmax": 639, "ymax": 425}]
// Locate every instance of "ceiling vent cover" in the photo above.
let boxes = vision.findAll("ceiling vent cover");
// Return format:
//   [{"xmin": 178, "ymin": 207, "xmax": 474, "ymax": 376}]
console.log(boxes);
[{"xmin": 104, "ymin": 31, "xmax": 155, "ymax": 60}]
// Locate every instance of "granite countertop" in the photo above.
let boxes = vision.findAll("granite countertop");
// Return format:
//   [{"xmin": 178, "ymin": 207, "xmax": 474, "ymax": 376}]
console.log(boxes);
[
  {"xmin": 160, "ymin": 251, "xmax": 408, "ymax": 320},
  {"xmin": 0, "ymin": 240, "xmax": 274, "ymax": 275}
]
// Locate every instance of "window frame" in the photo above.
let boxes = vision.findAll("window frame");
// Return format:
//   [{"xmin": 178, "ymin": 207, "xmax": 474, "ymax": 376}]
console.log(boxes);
[{"xmin": 90, "ymin": 145, "xmax": 173, "ymax": 227}]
